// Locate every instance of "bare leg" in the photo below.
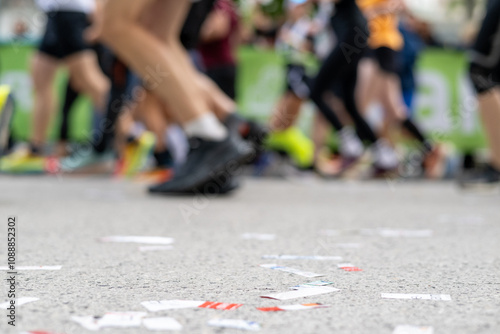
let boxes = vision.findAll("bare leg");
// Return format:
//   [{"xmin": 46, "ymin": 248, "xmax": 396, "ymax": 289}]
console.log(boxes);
[
  {"xmin": 140, "ymin": 1, "xmax": 237, "ymax": 120},
  {"xmin": 478, "ymin": 88, "xmax": 500, "ymax": 169},
  {"xmin": 378, "ymin": 72, "xmax": 407, "ymax": 121},
  {"xmin": 311, "ymin": 112, "xmax": 331, "ymax": 159},
  {"xmin": 135, "ymin": 91, "xmax": 169, "ymax": 152},
  {"xmin": 357, "ymin": 58, "xmax": 382, "ymax": 113},
  {"xmin": 30, "ymin": 52, "xmax": 59, "ymax": 149},
  {"xmin": 269, "ymin": 93, "xmax": 303, "ymax": 132},
  {"xmin": 196, "ymin": 74, "xmax": 237, "ymax": 120},
  {"xmin": 65, "ymin": 50, "xmax": 110, "ymax": 111},
  {"xmin": 100, "ymin": 0, "xmax": 208, "ymax": 124}
]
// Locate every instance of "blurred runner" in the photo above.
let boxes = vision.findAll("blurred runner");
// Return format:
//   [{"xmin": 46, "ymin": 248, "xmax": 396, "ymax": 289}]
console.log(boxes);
[
  {"xmin": 98, "ymin": 0, "xmax": 254, "ymax": 194},
  {"xmin": 460, "ymin": 0, "xmax": 500, "ymax": 188},
  {"xmin": 308, "ymin": 0, "xmax": 399, "ymax": 173},
  {"xmin": 267, "ymin": 0, "xmax": 316, "ymax": 170},
  {"xmin": 357, "ymin": 0, "xmax": 445, "ymax": 178},
  {"xmin": 0, "ymin": 0, "xmax": 110, "ymax": 173}
]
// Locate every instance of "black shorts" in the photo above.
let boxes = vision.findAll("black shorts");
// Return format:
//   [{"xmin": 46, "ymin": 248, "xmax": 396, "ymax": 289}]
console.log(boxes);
[
  {"xmin": 38, "ymin": 11, "xmax": 91, "ymax": 59},
  {"xmin": 285, "ymin": 64, "xmax": 312, "ymax": 99},
  {"xmin": 181, "ymin": 0, "xmax": 217, "ymax": 50},
  {"xmin": 374, "ymin": 47, "xmax": 401, "ymax": 74},
  {"xmin": 469, "ymin": 0, "xmax": 500, "ymax": 78},
  {"xmin": 206, "ymin": 65, "xmax": 237, "ymax": 100}
]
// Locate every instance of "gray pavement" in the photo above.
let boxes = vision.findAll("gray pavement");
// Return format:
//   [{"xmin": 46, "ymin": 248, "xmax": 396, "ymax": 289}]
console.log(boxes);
[{"xmin": 0, "ymin": 175, "xmax": 499, "ymax": 334}]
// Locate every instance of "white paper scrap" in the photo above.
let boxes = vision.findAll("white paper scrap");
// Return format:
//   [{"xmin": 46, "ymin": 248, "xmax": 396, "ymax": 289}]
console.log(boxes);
[
  {"xmin": 334, "ymin": 243, "xmax": 362, "ymax": 248},
  {"xmin": 71, "ymin": 312, "xmax": 147, "ymax": 331},
  {"xmin": 262, "ymin": 255, "xmax": 342, "ymax": 261},
  {"xmin": 100, "ymin": 236, "xmax": 174, "ymax": 245},
  {"xmin": 0, "ymin": 266, "xmax": 62, "ymax": 270},
  {"xmin": 290, "ymin": 281, "xmax": 334, "ymax": 290},
  {"xmin": 141, "ymin": 300, "xmax": 205, "ymax": 312},
  {"xmin": 381, "ymin": 293, "xmax": 451, "ymax": 301},
  {"xmin": 361, "ymin": 229, "xmax": 433, "ymax": 238},
  {"xmin": 139, "ymin": 245, "xmax": 174, "ymax": 252},
  {"xmin": 241, "ymin": 233, "xmax": 276, "ymax": 241},
  {"xmin": 0, "ymin": 297, "xmax": 39, "ymax": 309},
  {"xmin": 261, "ymin": 286, "xmax": 339, "ymax": 300},
  {"xmin": 260, "ymin": 264, "xmax": 324, "ymax": 278},
  {"xmin": 143, "ymin": 317, "xmax": 183, "ymax": 331},
  {"xmin": 207, "ymin": 319, "xmax": 260, "ymax": 331},
  {"xmin": 393, "ymin": 325, "xmax": 434, "ymax": 334},
  {"xmin": 279, "ymin": 303, "xmax": 329, "ymax": 311}
]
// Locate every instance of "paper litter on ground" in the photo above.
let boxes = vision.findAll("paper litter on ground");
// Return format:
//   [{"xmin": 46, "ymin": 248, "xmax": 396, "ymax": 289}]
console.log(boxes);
[
  {"xmin": 257, "ymin": 303, "xmax": 329, "ymax": 311},
  {"xmin": 381, "ymin": 293, "xmax": 451, "ymax": 301},
  {"xmin": 338, "ymin": 263, "xmax": 363, "ymax": 271},
  {"xmin": 141, "ymin": 300, "xmax": 242, "ymax": 311},
  {"xmin": 361, "ymin": 229, "xmax": 433, "ymax": 238},
  {"xmin": 71, "ymin": 312, "xmax": 147, "ymax": 331},
  {"xmin": 262, "ymin": 255, "xmax": 342, "ymax": 261},
  {"xmin": 0, "ymin": 297, "xmax": 39, "ymax": 309},
  {"xmin": 393, "ymin": 325, "xmax": 434, "ymax": 334},
  {"xmin": 260, "ymin": 264, "xmax": 324, "ymax": 277},
  {"xmin": 207, "ymin": 319, "xmax": 260, "ymax": 331},
  {"xmin": 261, "ymin": 286, "xmax": 339, "ymax": 300},
  {"xmin": 141, "ymin": 300, "xmax": 206, "ymax": 312},
  {"xmin": 99, "ymin": 236, "xmax": 174, "ymax": 244},
  {"xmin": 333, "ymin": 243, "xmax": 362, "ymax": 248},
  {"xmin": 290, "ymin": 281, "xmax": 334, "ymax": 290},
  {"xmin": 20, "ymin": 331, "xmax": 63, "ymax": 334},
  {"xmin": 241, "ymin": 233, "xmax": 276, "ymax": 240}
]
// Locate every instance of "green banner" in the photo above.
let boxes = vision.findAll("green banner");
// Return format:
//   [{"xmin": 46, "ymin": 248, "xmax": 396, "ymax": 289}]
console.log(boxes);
[
  {"xmin": 236, "ymin": 46, "xmax": 486, "ymax": 151},
  {"xmin": 0, "ymin": 43, "xmax": 486, "ymax": 151},
  {"xmin": 0, "ymin": 43, "xmax": 91, "ymax": 142}
]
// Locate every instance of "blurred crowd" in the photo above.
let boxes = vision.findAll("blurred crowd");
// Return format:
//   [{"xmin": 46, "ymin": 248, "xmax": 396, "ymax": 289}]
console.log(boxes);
[{"xmin": 0, "ymin": 0, "xmax": 499, "ymax": 193}]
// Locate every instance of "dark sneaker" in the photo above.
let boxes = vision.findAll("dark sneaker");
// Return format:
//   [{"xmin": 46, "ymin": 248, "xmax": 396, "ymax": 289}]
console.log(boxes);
[
  {"xmin": 224, "ymin": 113, "xmax": 268, "ymax": 149},
  {"xmin": 459, "ymin": 164, "xmax": 500, "ymax": 189},
  {"xmin": 148, "ymin": 132, "xmax": 254, "ymax": 194}
]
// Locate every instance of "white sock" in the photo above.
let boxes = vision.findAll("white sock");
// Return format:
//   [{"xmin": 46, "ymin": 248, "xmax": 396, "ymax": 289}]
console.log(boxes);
[
  {"xmin": 183, "ymin": 113, "xmax": 228, "ymax": 141},
  {"xmin": 130, "ymin": 122, "xmax": 145, "ymax": 139}
]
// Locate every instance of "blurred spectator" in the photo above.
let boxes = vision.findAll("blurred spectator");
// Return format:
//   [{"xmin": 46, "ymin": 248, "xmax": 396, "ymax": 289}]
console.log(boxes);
[
  {"xmin": 251, "ymin": 4, "xmax": 282, "ymax": 48},
  {"xmin": 12, "ymin": 20, "xmax": 30, "ymax": 40},
  {"xmin": 199, "ymin": 0, "xmax": 240, "ymax": 99}
]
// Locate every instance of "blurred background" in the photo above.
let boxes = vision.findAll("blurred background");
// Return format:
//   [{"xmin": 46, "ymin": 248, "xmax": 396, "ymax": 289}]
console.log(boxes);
[{"xmin": 0, "ymin": 0, "xmax": 493, "ymax": 176}]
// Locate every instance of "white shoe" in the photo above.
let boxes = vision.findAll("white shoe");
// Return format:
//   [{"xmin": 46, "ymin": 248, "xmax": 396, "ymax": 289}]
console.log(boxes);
[
  {"xmin": 339, "ymin": 127, "xmax": 364, "ymax": 160},
  {"xmin": 372, "ymin": 139, "xmax": 399, "ymax": 170}
]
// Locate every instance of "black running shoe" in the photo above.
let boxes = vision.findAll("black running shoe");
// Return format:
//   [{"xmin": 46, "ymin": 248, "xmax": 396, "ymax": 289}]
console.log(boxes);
[
  {"xmin": 149, "ymin": 131, "xmax": 254, "ymax": 194},
  {"xmin": 224, "ymin": 113, "xmax": 268, "ymax": 149},
  {"xmin": 459, "ymin": 164, "xmax": 500, "ymax": 189}
]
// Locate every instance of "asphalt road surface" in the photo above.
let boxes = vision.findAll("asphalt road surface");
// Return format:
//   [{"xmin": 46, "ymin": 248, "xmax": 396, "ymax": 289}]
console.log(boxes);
[{"xmin": 0, "ymin": 175, "xmax": 499, "ymax": 333}]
